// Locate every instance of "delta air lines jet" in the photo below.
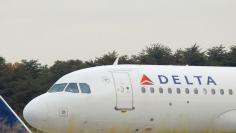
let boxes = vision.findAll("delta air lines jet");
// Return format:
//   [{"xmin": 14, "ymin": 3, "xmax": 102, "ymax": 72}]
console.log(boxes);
[{"xmin": 23, "ymin": 64, "xmax": 236, "ymax": 133}]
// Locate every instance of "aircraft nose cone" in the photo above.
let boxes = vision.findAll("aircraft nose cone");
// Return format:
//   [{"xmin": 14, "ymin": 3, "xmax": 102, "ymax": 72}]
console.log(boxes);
[{"xmin": 23, "ymin": 96, "xmax": 48, "ymax": 129}]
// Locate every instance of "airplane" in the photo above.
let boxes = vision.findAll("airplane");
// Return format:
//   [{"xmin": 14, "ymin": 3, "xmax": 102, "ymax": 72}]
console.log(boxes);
[{"xmin": 23, "ymin": 60, "xmax": 236, "ymax": 133}]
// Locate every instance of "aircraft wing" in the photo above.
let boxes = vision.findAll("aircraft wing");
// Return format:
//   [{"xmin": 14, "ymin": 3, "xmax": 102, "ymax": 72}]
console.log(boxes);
[{"xmin": 0, "ymin": 96, "xmax": 32, "ymax": 133}]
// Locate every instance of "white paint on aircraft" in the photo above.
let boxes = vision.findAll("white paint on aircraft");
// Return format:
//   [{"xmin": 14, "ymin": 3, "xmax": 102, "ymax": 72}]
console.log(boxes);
[{"xmin": 23, "ymin": 65, "xmax": 236, "ymax": 133}]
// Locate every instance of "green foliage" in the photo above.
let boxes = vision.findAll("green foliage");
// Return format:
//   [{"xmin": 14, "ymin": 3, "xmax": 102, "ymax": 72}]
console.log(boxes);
[
  {"xmin": 0, "ymin": 44, "xmax": 235, "ymax": 123},
  {"xmin": 94, "ymin": 51, "xmax": 118, "ymax": 65},
  {"xmin": 181, "ymin": 44, "xmax": 207, "ymax": 66},
  {"xmin": 226, "ymin": 46, "xmax": 236, "ymax": 66},
  {"xmin": 206, "ymin": 45, "xmax": 228, "ymax": 66},
  {"xmin": 49, "ymin": 60, "xmax": 87, "ymax": 83},
  {"xmin": 137, "ymin": 44, "xmax": 175, "ymax": 65},
  {"xmin": 0, "ymin": 57, "xmax": 5, "ymax": 68}
]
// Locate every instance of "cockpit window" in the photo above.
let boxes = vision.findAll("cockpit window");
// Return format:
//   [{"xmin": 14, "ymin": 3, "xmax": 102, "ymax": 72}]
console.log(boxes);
[
  {"xmin": 65, "ymin": 83, "xmax": 80, "ymax": 93},
  {"xmin": 48, "ymin": 83, "xmax": 67, "ymax": 93},
  {"xmin": 79, "ymin": 83, "xmax": 91, "ymax": 94}
]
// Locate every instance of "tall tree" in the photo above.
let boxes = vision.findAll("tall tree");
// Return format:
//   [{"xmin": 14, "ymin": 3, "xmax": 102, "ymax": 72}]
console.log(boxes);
[
  {"xmin": 206, "ymin": 45, "xmax": 228, "ymax": 66},
  {"xmin": 137, "ymin": 44, "xmax": 175, "ymax": 65},
  {"xmin": 49, "ymin": 59, "xmax": 89, "ymax": 85},
  {"xmin": 0, "ymin": 60, "xmax": 49, "ymax": 113},
  {"xmin": 0, "ymin": 57, "xmax": 6, "ymax": 90},
  {"xmin": 174, "ymin": 49, "xmax": 186, "ymax": 65},
  {"xmin": 0, "ymin": 57, "xmax": 5, "ymax": 68},
  {"xmin": 182, "ymin": 44, "xmax": 207, "ymax": 66},
  {"xmin": 226, "ymin": 46, "xmax": 236, "ymax": 66},
  {"xmin": 94, "ymin": 51, "xmax": 118, "ymax": 65}
]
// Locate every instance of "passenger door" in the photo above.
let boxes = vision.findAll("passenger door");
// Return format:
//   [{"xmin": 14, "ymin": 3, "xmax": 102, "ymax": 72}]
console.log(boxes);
[{"xmin": 112, "ymin": 72, "xmax": 134, "ymax": 110}]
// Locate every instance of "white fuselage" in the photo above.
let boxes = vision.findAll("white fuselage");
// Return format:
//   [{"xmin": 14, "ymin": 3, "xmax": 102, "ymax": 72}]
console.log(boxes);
[{"xmin": 23, "ymin": 65, "xmax": 236, "ymax": 133}]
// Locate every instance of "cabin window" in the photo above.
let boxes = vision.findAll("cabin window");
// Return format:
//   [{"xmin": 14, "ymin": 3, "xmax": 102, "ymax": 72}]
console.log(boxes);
[
  {"xmin": 220, "ymin": 89, "xmax": 224, "ymax": 95},
  {"xmin": 79, "ymin": 83, "xmax": 91, "ymax": 94},
  {"xmin": 176, "ymin": 88, "xmax": 181, "ymax": 94},
  {"xmin": 159, "ymin": 87, "xmax": 163, "ymax": 94},
  {"xmin": 194, "ymin": 88, "xmax": 198, "ymax": 94},
  {"xmin": 203, "ymin": 88, "xmax": 207, "ymax": 95},
  {"xmin": 150, "ymin": 87, "xmax": 155, "ymax": 93},
  {"xmin": 48, "ymin": 83, "xmax": 67, "ymax": 93},
  {"xmin": 168, "ymin": 88, "xmax": 172, "ymax": 94},
  {"xmin": 185, "ymin": 88, "xmax": 190, "ymax": 94},
  {"xmin": 65, "ymin": 83, "xmax": 80, "ymax": 93},
  {"xmin": 141, "ymin": 87, "xmax": 146, "ymax": 93},
  {"xmin": 229, "ymin": 89, "xmax": 233, "ymax": 95},
  {"xmin": 211, "ymin": 89, "xmax": 216, "ymax": 95}
]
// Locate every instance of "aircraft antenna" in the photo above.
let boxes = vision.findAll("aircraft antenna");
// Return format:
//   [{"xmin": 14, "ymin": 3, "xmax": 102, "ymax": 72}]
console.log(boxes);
[{"xmin": 113, "ymin": 56, "xmax": 120, "ymax": 65}]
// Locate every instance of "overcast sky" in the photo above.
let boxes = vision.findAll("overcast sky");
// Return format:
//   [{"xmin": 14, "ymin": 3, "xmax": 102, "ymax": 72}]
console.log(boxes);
[{"xmin": 0, "ymin": 0, "xmax": 236, "ymax": 65}]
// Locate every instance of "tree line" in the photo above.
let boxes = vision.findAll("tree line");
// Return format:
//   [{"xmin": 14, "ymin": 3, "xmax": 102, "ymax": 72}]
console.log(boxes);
[{"xmin": 0, "ymin": 44, "xmax": 236, "ymax": 116}]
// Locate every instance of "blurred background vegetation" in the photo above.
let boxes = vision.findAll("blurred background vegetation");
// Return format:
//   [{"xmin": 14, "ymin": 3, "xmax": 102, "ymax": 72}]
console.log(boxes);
[{"xmin": 0, "ymin": 44, "xmax": 236, "ymax": 121}]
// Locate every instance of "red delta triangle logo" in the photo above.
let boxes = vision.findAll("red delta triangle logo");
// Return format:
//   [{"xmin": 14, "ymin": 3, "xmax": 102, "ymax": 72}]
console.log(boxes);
[{"xmin": 140, "ymin": 74, "xmax": 154, "ymax": 85}]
